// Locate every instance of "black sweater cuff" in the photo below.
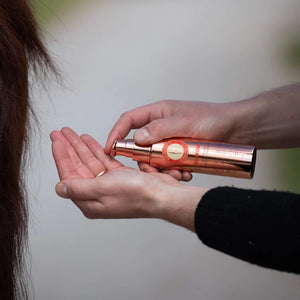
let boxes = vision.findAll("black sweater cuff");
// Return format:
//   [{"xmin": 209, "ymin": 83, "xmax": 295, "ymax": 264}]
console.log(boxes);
[{"xmin": 194, "ymin": 187, "xmax": 300, "ymax": 273}]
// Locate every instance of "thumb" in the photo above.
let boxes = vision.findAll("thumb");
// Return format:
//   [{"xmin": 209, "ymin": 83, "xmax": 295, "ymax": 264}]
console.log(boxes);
[
  {"xmin": 133, "ymin": 117, "xmax": 188, "ymax": 144},
  {"xmin": 56, "ymin": 178, "xmax": 100, "ymax": 201}
]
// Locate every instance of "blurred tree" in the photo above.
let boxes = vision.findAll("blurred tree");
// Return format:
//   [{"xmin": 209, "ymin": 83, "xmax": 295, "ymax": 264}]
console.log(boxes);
[
  {"xmin": 31, "ymin": 0, "xmax": 83, "ymax": 24},
  {"xmin": 284, "ymin": 34, "xmax": 300, "ymax": 69},
  {"xmin": 285, "ymin": 149, "xmax": 300, "ymax": 193},
  {"xmin": 280, "ymin": 34, "xmax": 300, "ymax": 193}
]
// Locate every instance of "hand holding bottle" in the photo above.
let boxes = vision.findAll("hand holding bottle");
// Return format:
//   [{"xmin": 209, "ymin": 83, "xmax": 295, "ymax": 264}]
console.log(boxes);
[
  {"xmin": 105, "ymin": 100, "xmax": 237, "ymax": 153},
  {"xmin": 105, "ymin": 100, "xmax": 237, "ymax": 180},
  {"xmin": 105, "ymin": 85, "xmax": 300, "ymax": 180}
]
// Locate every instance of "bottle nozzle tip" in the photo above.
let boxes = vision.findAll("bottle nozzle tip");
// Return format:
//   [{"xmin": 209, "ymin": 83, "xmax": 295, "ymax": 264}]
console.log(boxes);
[{"xmin": 110, "ymin": 140, "xmax": 118, "ymax": 157}]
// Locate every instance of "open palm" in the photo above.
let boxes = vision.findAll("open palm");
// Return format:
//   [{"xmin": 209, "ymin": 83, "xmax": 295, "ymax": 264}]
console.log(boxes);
[{"xmin": 50, "ymin": 127, "xmax": 181, "ymax": 219}]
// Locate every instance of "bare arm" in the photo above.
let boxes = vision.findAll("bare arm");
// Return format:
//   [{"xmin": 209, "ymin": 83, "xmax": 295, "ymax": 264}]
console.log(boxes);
[
  {"xmin": 106, "ymin": 83, "xmax": 300, "ymax": 152},
  {"xmin": 230, "ymin": 83, "xmax": 300, "ymax": 148}
]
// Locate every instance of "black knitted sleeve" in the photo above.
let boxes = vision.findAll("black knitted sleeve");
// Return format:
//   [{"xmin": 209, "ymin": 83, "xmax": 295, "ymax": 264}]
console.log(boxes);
[{"xmin": 194, "ymin": 187, "xmax": 300, "ymax": 273}]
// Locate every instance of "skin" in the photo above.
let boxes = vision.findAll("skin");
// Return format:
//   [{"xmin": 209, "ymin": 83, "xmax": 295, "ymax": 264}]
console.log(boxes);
[
  {"xmin": 51, "ymin": 83, "xmax": 300, "ymax": 230},
  {"xmin": 105, "ymin": 83, "xmax": 300, "ymax": 180},
  {"xmin": 51, "ymin": 128, "xmax": 208, "ymax": 232}
]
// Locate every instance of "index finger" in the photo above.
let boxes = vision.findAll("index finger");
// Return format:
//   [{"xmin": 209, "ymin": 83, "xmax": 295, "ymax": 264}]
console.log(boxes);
[{"xmin": 104, "ymin": 102, "xmax": 164, "ymax": 154}]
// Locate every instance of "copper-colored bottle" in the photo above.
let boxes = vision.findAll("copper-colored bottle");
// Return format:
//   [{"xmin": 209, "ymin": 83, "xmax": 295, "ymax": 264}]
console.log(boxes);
[{"xmin": 111, "ymin": 138, "xmax": 256, "ymax": 179}]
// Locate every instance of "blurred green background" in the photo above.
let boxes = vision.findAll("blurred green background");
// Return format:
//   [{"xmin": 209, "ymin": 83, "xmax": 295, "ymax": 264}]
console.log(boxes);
[
  {"xmin": 31, "ymin": 0, "xmax": 80, "ymax": 23},
  {"xmin": 278, "ymin": 32, "xmax": 300, "ymax": 193}
]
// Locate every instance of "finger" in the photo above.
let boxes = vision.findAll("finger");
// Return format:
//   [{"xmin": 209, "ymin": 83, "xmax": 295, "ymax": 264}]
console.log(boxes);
[
  {"xmin": 138, "ymin": 162, "xmax": 191, "ymax": 181},
  {"xmin": 133, "ymin": 116, "xmax": 191, "ymax": 145},
  {"xmin": 60, "ymin": 127, "xmax": 105, "ymax": 176},
  {"xmin": 50, "ymin": 130, "xmax": 62, "ymax": 142},
  {"xmin": 181, "ymin": 171, "xmax": 193, "ymax": 182},
  {"xmin": 56, "ymin": 178, "xmax": 105, "ymax": 219},
  {"xmin": 56, "ymin": 178, "xmax": 101, "ymax": 201},
  {"xmin": 52, "ymin": 129, "xmax": 94, "ymax": 178},
  {"xmin": 52, "ymin": 140, "xmax": 81, "ymax": 180},
  {"xmin": 159, "ymin": 170, "xmax": 192, "ymax": 182},
  {"xmin": 105, "ymin": 102, "xmax": 165, "ymax": 154},
  {"xmin": 137, "ymin": 162, "xmax": 159, "ymax": 173},
  {"xmin": 81, "ymin": 134, "xmax": 123, "ymax": 170},
  {"xmin": 160, "ymin": 169, "xmax": 183, "ymax": 181}
]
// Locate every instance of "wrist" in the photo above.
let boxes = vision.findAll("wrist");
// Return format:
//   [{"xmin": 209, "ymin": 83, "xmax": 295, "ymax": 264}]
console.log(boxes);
[
  {"xmin": 226, "ymin": 96, "xmax": 267, "ymax": 146},
  {"xmin": 157, "ymin": 185, "xmax": 209, "ymax": 232}
]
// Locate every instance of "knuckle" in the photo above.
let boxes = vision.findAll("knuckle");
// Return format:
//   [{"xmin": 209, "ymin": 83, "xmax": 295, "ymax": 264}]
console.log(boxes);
[
  {"xmin": 158, "ymin": 99, "xmax": 170, "ymax": 105},
  {"xmin": 68, "ymin": 184, "xmax": 82, "ymax": 199},
  {"xmin": 157, "ymin": 99, "xmax": 176, "ymax": 116},
  {"xmin": 159, "ymin": 99, "xmax": 175, "ymax": 107},
  {"xmin": 150, "ymin": 119, "xmax": 164, "ymax": 132},
  {"xmin": 119, "ymin": 111, "xmax": 132, "ymax": 122}
]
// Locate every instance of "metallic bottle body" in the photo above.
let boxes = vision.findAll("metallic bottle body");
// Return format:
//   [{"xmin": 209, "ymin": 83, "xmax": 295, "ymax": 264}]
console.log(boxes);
[{"xmin": 111, "ymin": 138, "xmax": 256, "ymax": 179}]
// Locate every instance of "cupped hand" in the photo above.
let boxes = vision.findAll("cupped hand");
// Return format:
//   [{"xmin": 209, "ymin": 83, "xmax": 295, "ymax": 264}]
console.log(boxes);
[{"xmin": 50, "ymin": 127, "xmax": 186, "ymax": 220}]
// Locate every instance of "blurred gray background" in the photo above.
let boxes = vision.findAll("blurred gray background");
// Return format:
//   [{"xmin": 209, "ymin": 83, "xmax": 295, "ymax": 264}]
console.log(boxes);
[{"xmin": 28, "ymin": 0, "xmax": 300, "ymax": 299}]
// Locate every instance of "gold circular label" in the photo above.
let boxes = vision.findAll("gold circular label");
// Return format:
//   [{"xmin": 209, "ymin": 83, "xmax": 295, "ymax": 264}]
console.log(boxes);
[{"xmin": 166, "ymin": 143, "xmax": 184, "ymax": 160}]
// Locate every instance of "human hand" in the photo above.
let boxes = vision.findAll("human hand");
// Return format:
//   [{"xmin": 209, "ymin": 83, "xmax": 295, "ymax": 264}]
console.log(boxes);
[
  {"xmin": 106, "ymin": 101, "xmax": 236, "ymax": 151},
  {"xmin": 105, "ymin": 100, "xmax": 237, "ymax": 180},
  {"xmin": 51, "ymin": 128, "xmax": 207, "ymax": 230}
]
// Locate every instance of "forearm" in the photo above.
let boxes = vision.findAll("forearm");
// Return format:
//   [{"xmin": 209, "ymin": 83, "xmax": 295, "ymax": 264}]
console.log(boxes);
[{"xmin": 229, "ymin": 83, "xmax": 300, "ymax": 149}]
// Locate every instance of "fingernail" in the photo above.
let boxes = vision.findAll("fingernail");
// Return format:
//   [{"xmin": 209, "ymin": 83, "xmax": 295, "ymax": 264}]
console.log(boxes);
[
  {"xmin": 134, "ymin": 128, "xmax": 149, "ymax": 141},
  {"xmin": 56, "ymin": 182, "xmax": 68, "ymax": 198}
]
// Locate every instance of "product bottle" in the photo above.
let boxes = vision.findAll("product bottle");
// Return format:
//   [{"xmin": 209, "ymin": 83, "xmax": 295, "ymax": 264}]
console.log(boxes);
[{"xmin": 111, "ymin": 138, "xmax": 256, "ymax": 179}]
